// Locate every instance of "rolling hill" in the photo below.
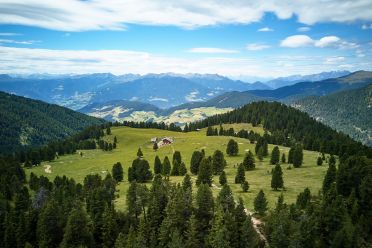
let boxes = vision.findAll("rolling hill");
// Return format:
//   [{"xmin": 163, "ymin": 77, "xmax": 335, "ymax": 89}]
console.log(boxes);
[
  {"xmin": 293, "ymin": 84, "xmax": 372, "ymax": 146},
  {"xmin": 0, "ymin": 91, "xmax": 105, "ymax": 152}
]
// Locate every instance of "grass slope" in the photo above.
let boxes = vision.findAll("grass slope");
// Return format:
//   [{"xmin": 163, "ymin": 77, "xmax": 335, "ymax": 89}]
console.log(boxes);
[{"xmin": 28, "ymin": 125, "xmax": 327, "ymax": 211}]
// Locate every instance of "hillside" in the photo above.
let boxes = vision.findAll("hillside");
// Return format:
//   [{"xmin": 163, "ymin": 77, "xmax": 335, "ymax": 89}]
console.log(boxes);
[
  {"xmin": 0, "ymin": 91, "xmax": 105, "ymax": 152},
  {"xmin": 293, "ymin": 84, "xmax": 372, "ymax": 146}
]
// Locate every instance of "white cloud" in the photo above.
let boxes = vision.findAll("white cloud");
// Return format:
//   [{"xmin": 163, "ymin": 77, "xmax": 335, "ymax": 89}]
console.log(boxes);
[
  {"xmin": 0, "ymin": 39, "xmax": 38, "ymax": 45},
  {"xmin": 187, "ymin": 47, "xmax": 238, "ymax": 54},
  {"xmin": 297, "ymin": 26, "xmax": 310, "ymax": 32},
  {"xmin": 362, "ymin": 24, "xmax": 372, "ymax": 29},
  {"xmin": 324, "ymin": 56, "xmax": 345, "ymax": 64},
  {"xmin": 258, "ymin": 27, "xmax": 273, "ymax": 32},
  {"xmin": 338, "ymin": 64, "xmax": 354, "ymax": 69},
  {"xmin": 314, "ymin": 36, "xmax": 340, "ymax": 47},
  {"xmin": 0, "ymin": 0, "xmax": 372, "ymax": 31},
  {"xmin": 246, "ymin": 43, "xmax": 271, "ymax": 51},
  {"xmin": 0, "ymin": 32, "xmax": 21, "ymax": 36},
  {"xmin": 280, "ymin": 35, "xmax": 314, "ymax": 48},
  {"xmin": 0, "ymin": 46, "xmax": 369, "ymax": 77},
  {"xmin": 281, "ymin": 35, "xmax": 359, "ymax": 50}
]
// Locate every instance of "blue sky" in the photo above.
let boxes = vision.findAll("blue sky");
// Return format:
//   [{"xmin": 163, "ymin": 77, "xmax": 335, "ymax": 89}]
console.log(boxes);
[{"xmin": 0, "ymin": 1, "xmax": 371, "ymax": 78}]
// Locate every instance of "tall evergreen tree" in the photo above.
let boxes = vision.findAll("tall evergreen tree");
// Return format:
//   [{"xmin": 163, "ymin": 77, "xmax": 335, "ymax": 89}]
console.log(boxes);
[
  {"xmin": 61, "ymin": 204, "xmax": 94, "ymax": 248},
  {"xmin": 242, "ymin": 151, "xmax": 255, "ymax": 170},
  {"xmin": 195, "ymin": 184, "xmax": 214, "ymax": 246},
  {"xmin": 162, "ymin": 156, "xmax": 171, "ymax": 178},
  {"xmin": 254, "ymin": 190, "xmax": 268, "ymax": 215},
  {"xmin": 212, "ymin": 150, "xmax": 226, "ymax": 175},
  {"xmin": 317, "ymin": 156, "xmax": 323, "ymax": 166},
  {"xmin": 154, "ymin": 156, "xmax": 162, "ymax": 174},
  {"xmin": 137, "ymin": 148, "xmax": 143, "ymax": 158},
  {"xmin": 270, "ymin": 146, "xmax": 280, "ymax": 165},
  {"xmin": 323, "ymin": 162, "xmax": 337, "ymax": 193},
  {"xmin": 216, "ymin": 184, "xmax": 235, "ymax": 213},
  {"xmin": 190, "ymin": 151, "xmax": 203, "ymax": 175},
  {"xmin": 235, "ymin": 163, "xmax": 245, "ymax": 184},
  {"xmin": 112, "ymin": 162, "xmax": 124, "ymax": 182},
  {"xmin": 196, "ymin": 157, "xmax": 213, "ymax": 186},
  {"xmin": 219, "ymin": 171, "xmax": 227, "ymax": 186},
  {"xmin": 178, "ymin": 162, "xmax": 187, "ymax": 176},
  {"xmin": 226, "ymin": 139, "xmax": 239, "ymax": 156},
  {"xmin": 37, "ymin": 200, "xmax": 63, "ymax": 248},
  {"xmin": 101, "ymin": 206, "xmax": 118, "ymax": 248},
  {"xmin": 281, "ymin": 153, "xmax": 286, "ymax": 164},
  {"xmin": 271, "ymin": 164, "xmax": 284, "ymax": 191},
  {"xmin": 293, "ymin": 145, "xmax": 303, "ymax": 168}
]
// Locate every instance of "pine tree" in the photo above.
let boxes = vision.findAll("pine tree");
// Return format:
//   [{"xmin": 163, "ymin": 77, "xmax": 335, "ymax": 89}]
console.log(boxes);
[
  {"xmin": 208, "ymin": 209, "xmax": 230, "ymax": 248},
  {"xmin": 162, "ymin": 156, "xmax": 171, "ymax": 178},
  {"xmin": 216, "ymin": 184, "xmax": 235, "ymax": 213},
  {"xmin": 323, "ymin": 162, "xmax": 337, "ymax": 193},
  {"xmin": 153, "ymin": 142, "xmax": 158, "ymax": 151},
  {"xmin": 106, "ymin": 127, "xmax": 111, "ymax": 135},
  {"xmin": 212, "ymin": 150, "xmax": 226, "ymax": 175},
  {"xmin": 61, "ymin": 204, "xmax": 94, "ymax": 248},
  {"xmin": 254, "ymin": 190, "xmax": 268, "ymax": 215},
  {"xmin": 257, "ymin": 146, "xmax": 264, "ymax": 161},
  {"xmin": 114, "ymin": 233, "xmax": 126, "ymax": 248},
  {"xmin": 226, "ymin": 139, "xmax": 238, "ymax": 156},
  {"xmin": 112, "ymin": 162, "xmax": 123, "ymax": 182},
  {"xmin": 37, "ymin": 200, "xmax": 63, "ymax": 248},
  {"xmin": 168, "ymin": 229, "xmax": 185, "ymax": 248},
  {"xmin": 101, "ymin": 206, "xmax": 118, "ymax": 248},
  {"xmin": 206, "ymin": 126, "xmax": 214, "ymax": 136},
  {"xmin": 190, "ymin": 151, "xmax": 203, "ymax": 175},
  {"xmin": 154, "ymin": 155, "xmax": 162, "ymax": 174},
  {"xmin": 172, "ymin": 151, "xmax": 182, "ymax": 167},
  {"xmin": 195, "ymin": 184, "xmax": 214, "ymax": 246},
  {"xmin": 178, "ymin": 162, "xmax": 187, "ymax": 176},
  {"xmin": 241, "ymin": 181, "xmax": 249, "ymax": 192},
  {"xmin": 288, "ymin": 146, "xmax": 294, "ymax": 164},
  {"xmin": 219, "ymin": 171, "xmax": 227, "ymax": 185},
  {"xmin": 270, "ymin": 146, "xmax": 280, "ymax": 165},
  {"xmin": 296, "ymin": 188, "xmax": 311, "ymax": 209},
  {"xmin": 271, "ymin": 164, "xmax": 284, "ymax": 190},
  {"xmin": 137, "ymin": 148, "xmax": 143, "ymax": 158},
  {"xmin": 317, "ymin": 156, "xmax": 323, "ymax": 166},
  {"xmin": 293, "ymin": 145, "xmax": 303, "ymax": 168},
  {"xmin": 235, "ymin": 163, "xmax": 245, "ymax": 184},
  {"xmin": 242, "ymin": 151, "xmax": 255, "ymax": 170},
  {"xmin": 281, "ymin": 153, "xmax": 286, "ymax": 163},
  {"xmin": 182, "ymin": 174, "xmax": 192, "ymax": 192},
  {"xmin": 196, "ymin": 157, "xmax": 213, "ymax": 186},
  {"xmin": 185, "ymin": 215, "xmax": 200, "ymax": 248}
]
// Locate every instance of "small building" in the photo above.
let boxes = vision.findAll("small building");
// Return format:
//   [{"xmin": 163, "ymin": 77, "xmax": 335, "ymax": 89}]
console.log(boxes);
[
  {"xmin": 161, "ymin": 137, "xmax": 173, "ymax": 144},
  {"xmin": 151, "ymin": 137, "xmax": 158, "ymax": 143}
]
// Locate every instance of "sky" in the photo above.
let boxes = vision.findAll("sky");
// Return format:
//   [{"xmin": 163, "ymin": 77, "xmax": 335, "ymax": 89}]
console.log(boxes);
[{"xmin": 0, "ymin": 0, "xmax": 371, "ymax": 78}]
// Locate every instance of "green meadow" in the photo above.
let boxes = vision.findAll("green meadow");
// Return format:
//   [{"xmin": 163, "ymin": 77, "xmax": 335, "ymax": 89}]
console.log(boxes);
[{"xmin": 27, "ymin": 124, "xmax": 328, "ymax": 211}]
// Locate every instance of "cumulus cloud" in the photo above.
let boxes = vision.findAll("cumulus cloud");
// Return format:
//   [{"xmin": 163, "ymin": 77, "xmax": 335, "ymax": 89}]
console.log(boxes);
[
  {"xmin": 297, "ymin": 26, "xmax": 310, "ymax": 32},
  {"xmin": 280, "ymin": 35, "xmax": 314, "ymax": 47},
  {"xmin": 281, "ymin": 35, "xmax": 359, "ymax": 49},
  {"xmin": 187, "ymin": 47, "xmax": 239, "ymax": 54},
  {"xmin": 0, "ymin": 0, "xmax": 372, "ymax": 31},
  {"xmin": 258, "ymin": 27, "xmax": 273, "ymax": 32},
  {"xmin": 246, "ymin": 43, "xmax": 271, "ymax": 51}
]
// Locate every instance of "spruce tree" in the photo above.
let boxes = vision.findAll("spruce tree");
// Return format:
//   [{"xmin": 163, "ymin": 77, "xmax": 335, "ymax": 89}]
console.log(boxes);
[
  {"xmin": 182, "ymin": 174, "xmax": 192, "ymax": 192},
  {"xmin": 293, "ymin": 145, "xmax": 303, "ymax": 168},
  {"xmin": 206, "ymin": 126, "xmax": 214, "ymax": 136},
  {"xmin": 288, "ymin": 146, "xmax": 294, "ymax": 164},
  {"xmin": 196, "ymin": 157, "xmax": 213, "ymax": 186},
  {"xmin": 270, "ymin": 146, "xmax": 280, "ymax": 165},
  {"xmin": 195, "ymin": 184, "xmax": 214, "ymax": 246},
  {"xmin": 317, "ymin": 156, "xmax": 323, "ymax": 166},
  {"xmin": 212, "ymin": 150, "xmax": 226, "ymax": 175},
  {"xmin": 162, "ymin": 156, "xmax": 171, "ymax": 177},
  {"xmin": 242, "ymin": 151, "xmax": 255, "ymax": 170},
  {"xmin": 172, "ymin": 151, "xmax": 182, "ymax": 167},
  {"xmin": 208, "ymin": 209, "xmax": 230, "ymax": 248},
  {"xmin": 271, "ymin": 164, "xmax": 284, "ymax": 191},
  {"xmin": 185, "ymin": 215, "xmax": 200, "ymax": 248},
  {"xmin": 37, "ymin": 200, "xmax": 63, "ymax": 248},
  {"xmin": 323, "ymin": 162, "xmax": 337, "ymax": 193},
  {"xmin": 112, "ymin": 162, "xmax": 123, "ymax": 182},
  {"xmin": 106, "ymin": 127, "xmax": 111, "ymax": 135},
  {"xmin": 226, "ymin": 139, "xmax": 238, "ymax": 156},
  {"xmin": 61, "ymin": 204, "xmax": 94, "ymax": 248},
  {"xmin": 235, "ymin": 163, "xmax": 245, "ymax": 184},
  {"xmin": 254, "ymin": 190, "xmax": 268, "ymax": 215},
  {"xmin": 190, "ymin": 151, "xmax": 203, "ymax": 175},
  {"xmin": 219, "ymin": 171, "xmax": 227, "ymax": 185},
  {"xmin": 281, "ymin": 153, "xmax": 286, "ymax": 163},
  {"xmin": 178, "ymin": 162, "xmax": 187, "ymax": 176},
  {"xmin": 257, "ymin": 146, "xmax": 264, "ymax": 161},
  {"xmin": 216, "ymin": 184, "xmax": 235, "ymax": 213},
  {"xmin": 101, "ymin": 206, "xmax": 118, "ymax": 248},
  {"xmin": 154, "ymin": 155, "xmax": 162, "ymax": 174},
  {"xmin": 153, "ymin": 142, "xmax": 158, "ymax": 151},
  {"xmin": 241, "ymin": 181, "xmax": 249, "ymax": 192}
]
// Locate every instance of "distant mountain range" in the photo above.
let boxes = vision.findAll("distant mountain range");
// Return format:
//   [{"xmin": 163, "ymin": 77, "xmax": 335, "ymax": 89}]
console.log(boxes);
[
  {"xmin": 293, "ymin": 84, "xmax": 372, "ymax": 146},
  {"xmin": 0, "ymin": 91, "xmax": 105, "ymax": 152},
  {"xmin": 0, "ymin": 72, "xmax": 269, "ymax": 109}
]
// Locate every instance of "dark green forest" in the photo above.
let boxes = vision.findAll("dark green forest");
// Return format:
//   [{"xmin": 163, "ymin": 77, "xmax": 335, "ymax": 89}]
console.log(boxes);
[{"xmin": 0, "ymin": 91, "xmax": 105, "ymax": 153}]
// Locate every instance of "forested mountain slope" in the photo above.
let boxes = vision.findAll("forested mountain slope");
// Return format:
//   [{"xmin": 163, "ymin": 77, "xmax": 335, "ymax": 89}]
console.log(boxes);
[
  {"xmin": 293, "ymin": 84, "xmax": 372, "ymax": 146},
  {"xmin": 193, "ymin": 101, "xmax": 371, "ymax": 157},
  {"xmin": 0, "ymin": 91, "xmax": 105, "ymax": 152}
]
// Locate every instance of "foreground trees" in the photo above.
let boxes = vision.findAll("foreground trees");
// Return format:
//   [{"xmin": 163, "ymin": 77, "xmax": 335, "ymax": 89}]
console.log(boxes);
[{"xmin": 226, "ymin": 139, "xmax": 239, "ymax": 156}]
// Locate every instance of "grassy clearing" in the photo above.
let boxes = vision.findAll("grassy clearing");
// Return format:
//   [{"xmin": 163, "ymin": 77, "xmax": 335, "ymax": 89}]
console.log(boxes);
[{"xmin": 27, "ymin": 125, "xmax": 327, "ymax": 211}]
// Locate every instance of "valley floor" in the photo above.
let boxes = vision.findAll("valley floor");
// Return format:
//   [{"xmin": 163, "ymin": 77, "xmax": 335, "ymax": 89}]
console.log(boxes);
[{"xmin": 27, "ymin": 125, "xmax": 328, "ymax": 211}]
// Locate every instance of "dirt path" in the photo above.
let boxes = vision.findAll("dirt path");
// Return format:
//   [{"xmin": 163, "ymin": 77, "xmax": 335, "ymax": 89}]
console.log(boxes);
[
  {"xmin": 44, "ymin": 164, "xmax": 52, "ymax": 174},
  {"xmin": 244, "ymin": 209, "xmax": 269, "ymax": 247}
]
